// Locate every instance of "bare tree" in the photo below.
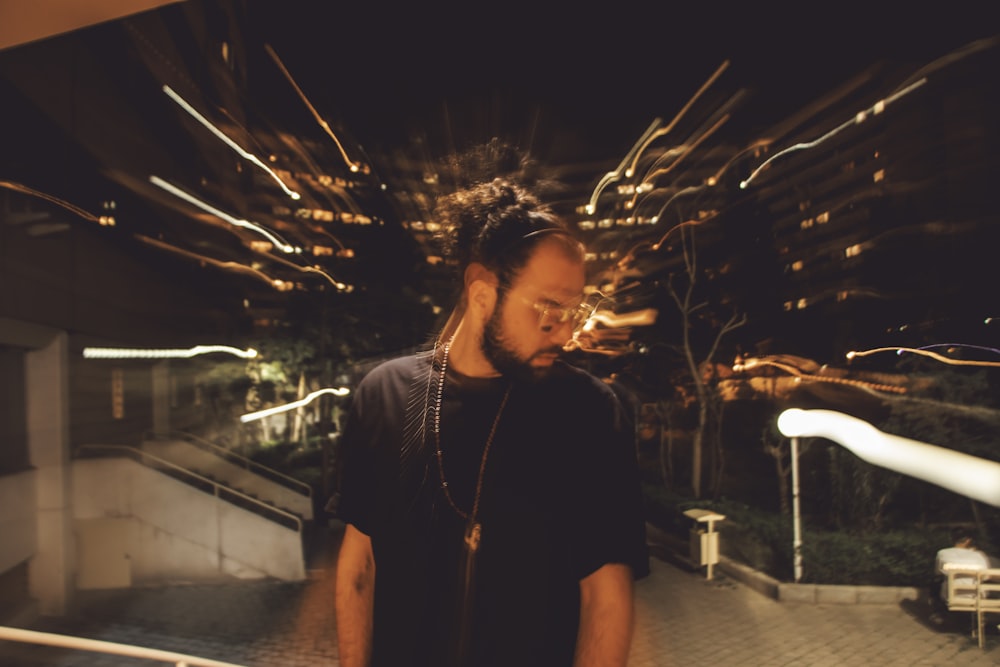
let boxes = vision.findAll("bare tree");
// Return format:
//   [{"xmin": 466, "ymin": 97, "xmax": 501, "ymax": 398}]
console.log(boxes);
[{"xmin": 666, "ymin": 223, "xmax": 746, "ymax": 498}]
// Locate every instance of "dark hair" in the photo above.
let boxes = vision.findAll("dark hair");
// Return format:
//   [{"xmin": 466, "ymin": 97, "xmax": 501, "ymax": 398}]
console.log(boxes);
[
  {"xmin": 434, "ymin": 177, "xmax": 579, "ymax": 289},
  {"xmin": 951, "ymin": 527, "xmax": 976, "ymax": 546}
]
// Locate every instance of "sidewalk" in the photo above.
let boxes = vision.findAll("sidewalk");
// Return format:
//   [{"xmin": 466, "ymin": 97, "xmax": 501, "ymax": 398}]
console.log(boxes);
[{"xmin": 1, "ymin": 522, "xmax": 997, "ymax": 666}]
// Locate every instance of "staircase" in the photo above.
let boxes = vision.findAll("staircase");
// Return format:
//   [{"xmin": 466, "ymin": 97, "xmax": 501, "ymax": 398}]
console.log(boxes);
[
  {"xmin": 73, "ymin": 445, "xmax": 308, "ymax": 587},
  {"xmin": 141, "ymin": 432, "xmax": 314, "ymax": 521}
]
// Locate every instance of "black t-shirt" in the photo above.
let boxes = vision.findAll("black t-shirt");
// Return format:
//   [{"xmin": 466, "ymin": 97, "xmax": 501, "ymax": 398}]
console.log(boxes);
[{"xmin": 337, "ymin": 352, "xmax": 649, "ymax": 667}]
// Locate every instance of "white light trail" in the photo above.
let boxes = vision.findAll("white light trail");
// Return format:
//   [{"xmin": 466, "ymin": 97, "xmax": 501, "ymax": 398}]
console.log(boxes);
[
  {"xmin": 83, "ymin": 345, "xmax": 258, "ymax": 359},
  {"xmin": 149, "ymin": 175, "xmax": 299, "ymax": 254},
  {"xmin": 162, "ymin": 85, "xmax": 301, "ymax": 200},
  {"xmin": 776, "ymin": 408, "xmax": 1000, "ymax": 507},
  {"xmin": 846, "ymin": 346, "xmax": 1000, "ymax": 368},
  {"xmin": 740, "ymin": 78, "xmax": 928, "ymax": 189},
  {"xmin": 240, "ymin": 387, "xmax": 351, "ymax": 423}
]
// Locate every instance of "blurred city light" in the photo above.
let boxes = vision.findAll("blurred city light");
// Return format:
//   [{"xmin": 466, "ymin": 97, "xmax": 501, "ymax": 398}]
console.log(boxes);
[
  {"xmin": 240, "ymin": 387, "xmax": 351, "ymax": 423},
  {"xmin": 83, "ymin": 345, "xmax": 258, "ymax": 359}
]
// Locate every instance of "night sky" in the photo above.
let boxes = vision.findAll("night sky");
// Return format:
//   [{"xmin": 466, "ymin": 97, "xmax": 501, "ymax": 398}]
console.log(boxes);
[{"xmin": 247, "ymin": 3, "xmax": 990, "ymax": 169}]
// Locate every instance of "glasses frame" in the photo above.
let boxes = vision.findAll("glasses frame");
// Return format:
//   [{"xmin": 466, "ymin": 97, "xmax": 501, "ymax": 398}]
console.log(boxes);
[
  {"xmin": 528, "ymin": 299, "xmax": 595, "ymax": 332},
  {"xmin": 498, "ymin": 288, "xmax": 601, "ymax": 333}
]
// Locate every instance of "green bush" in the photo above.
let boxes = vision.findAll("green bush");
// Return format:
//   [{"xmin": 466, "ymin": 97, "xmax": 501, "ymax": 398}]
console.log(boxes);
[
  {"xmin": 642, "ymin": 483, "xmax": 954, "ymax": 586},
  {"xmin": 799, "ymin": 527, "xmax": 951, "ymax": 586}
]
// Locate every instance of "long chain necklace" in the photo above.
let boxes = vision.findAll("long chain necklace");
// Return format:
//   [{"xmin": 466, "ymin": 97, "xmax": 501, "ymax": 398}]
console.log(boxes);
[{"xmin": 432, "ymin": 337, "xmax": 511, "ymax": 552}]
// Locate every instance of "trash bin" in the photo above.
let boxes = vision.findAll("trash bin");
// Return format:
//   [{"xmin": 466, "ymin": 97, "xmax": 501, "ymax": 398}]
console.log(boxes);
[{"xmin": 683, "ymin": 508, "xmax": 726, "ymax": 579}]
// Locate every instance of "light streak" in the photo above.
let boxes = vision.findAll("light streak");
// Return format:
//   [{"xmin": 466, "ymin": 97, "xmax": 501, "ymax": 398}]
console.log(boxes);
[
  {"xmin": 149, "ymin": 175, "xmax": 299, "ymax": 253},
  {"xmin": 162, "ymin": 85, "xmax": 301, "ymax": 200},
  {"xmin": 615, "ymin": 215, "xmax": 715, "ymax": 273},
  {"xmin": 627, "ymin": 113, "xmax": 730, "ymax": 211},
  {"xmin": 733, "ymin": 356, "xmax": 907, "ymax": 394},
  {"xmin": 846, "ymin": 347, "xmax": 1000, "ymax": 368},
  {"xmin": 134, "ymin": 234, "xmax": 293, "ymax": 290},
  {"xmin": 917, "ymin": 343, "xmax": 1000, "ymax": 357},
  {"xmin": 582, "ymin": 307, "xmax": 659, "ymax": 330},
  {"xmin": 83, "ymin": 345, "xmax": 258, "ymax": 360},
  {"xmin": 776, "ymin": 408, "xmax": 1000, "ymax": 507},
  {"xmin": 624, "ymin": 60, "xmax": 730, "ymax": 179},
  {"xmin": 264, "ymin": 44, "xmax": 364, "ymax": 174},
  {"xmin": 262, "ymin": 251, "xmax": 353, "ymax": 292},
  {"xmin": 0, "ymin": 180, "xmax": 101, "ymax": 223},
  {"xmin": 650, "ymin": 186, "xmax": 707, "ymax": 227},
  {"xmin": 705, "ymin": 139, "xmax": 773, "ymax": 187},
  {"xmin": 240, "ymin": 387, "xmax": 351, "ymax": 423},
  {"xmin": 585, "ymin": 118, "xmax": 662, "ymax": 215},
  {"xmin": 740, "ymin": 78, "xmax": 928, "ymax": 189}
]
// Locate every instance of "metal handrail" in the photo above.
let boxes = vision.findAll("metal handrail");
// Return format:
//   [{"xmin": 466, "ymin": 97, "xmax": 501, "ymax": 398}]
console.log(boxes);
[
  {"xmin": 0, "ymin": 626, "xmax": 248, "ymax": 666},
  {"xmin": 144, "ymin": 429, "xmax": 313, "ymax": 498},
  {"xmin": 77, "ymin": 444, "xmax": 302, "ymax": 533}
]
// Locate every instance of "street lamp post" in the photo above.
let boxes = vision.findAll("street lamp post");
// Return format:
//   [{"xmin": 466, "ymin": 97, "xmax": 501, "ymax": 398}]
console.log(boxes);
[{"xmin": 791, "ymin": 436, "xmax": 802, "ymax": 583}]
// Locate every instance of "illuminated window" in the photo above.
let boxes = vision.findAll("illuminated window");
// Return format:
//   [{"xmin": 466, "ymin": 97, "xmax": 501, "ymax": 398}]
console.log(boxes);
[{"xmin": 111, "ymin": 368, "xmax": 124, "ymax": 420}]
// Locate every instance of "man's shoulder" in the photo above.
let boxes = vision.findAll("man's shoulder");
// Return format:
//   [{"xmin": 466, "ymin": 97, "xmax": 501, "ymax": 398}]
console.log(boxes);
[
  {"xmin": 937, "ymin": 547, "xmax": 991, "ymax": 569},
  {"xmin": 358, "ymin": 352, "xmax": 429, "ymax": 388}
]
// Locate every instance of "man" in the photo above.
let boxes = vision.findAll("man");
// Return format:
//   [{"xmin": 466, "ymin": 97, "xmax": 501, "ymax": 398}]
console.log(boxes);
[
  {"xmin": 935, "ymin": 528, "xmax": 994, "ymax": 602},
  {"xmin": 334, "ymin": 177, "xmax": 649, "ymax": 667}
]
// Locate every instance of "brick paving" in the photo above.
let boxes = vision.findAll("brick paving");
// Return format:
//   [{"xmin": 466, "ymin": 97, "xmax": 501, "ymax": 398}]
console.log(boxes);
[{"xmin": 1, "ymin": 523, "xmax": 998, "ymax": 666}]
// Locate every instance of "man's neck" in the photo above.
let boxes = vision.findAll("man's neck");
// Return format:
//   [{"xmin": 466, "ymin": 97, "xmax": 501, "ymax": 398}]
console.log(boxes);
[{"xmin": 447, "ymin": 322, "xmax": 500, "ymax": 379}]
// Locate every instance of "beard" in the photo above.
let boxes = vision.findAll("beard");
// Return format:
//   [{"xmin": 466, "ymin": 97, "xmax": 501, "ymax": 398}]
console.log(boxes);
[{"xmin": 481, "ymin": 301, "xmax": 559, "ymax": 384}]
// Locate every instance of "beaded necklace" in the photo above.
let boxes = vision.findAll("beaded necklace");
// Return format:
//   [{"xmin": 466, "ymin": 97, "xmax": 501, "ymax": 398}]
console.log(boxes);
[{"xmin": 432, "ymin": 337, "xmax": 511, "ymax": 552}]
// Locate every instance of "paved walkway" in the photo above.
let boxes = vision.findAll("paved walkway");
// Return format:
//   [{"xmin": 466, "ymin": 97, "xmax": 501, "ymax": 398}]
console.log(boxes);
[{"xmin": 1, "ymin": 524, "xmax": 998, "ymax": 666}]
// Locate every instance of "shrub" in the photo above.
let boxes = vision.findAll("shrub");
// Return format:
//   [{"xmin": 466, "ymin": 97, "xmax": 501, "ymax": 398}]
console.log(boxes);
[
  {"xmin": 799, "ymin": 527, "xmax": 952, "ymax": 586},
  {"xmin": 642, "ymin": 483, "xmax": 954, "ymax": 586}
]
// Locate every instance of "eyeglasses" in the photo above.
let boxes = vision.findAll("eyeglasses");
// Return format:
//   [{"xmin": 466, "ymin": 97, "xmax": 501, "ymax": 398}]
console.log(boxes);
[{"xmin": 524, "ymin": 297, "xmax": 595, "ymax": 332}]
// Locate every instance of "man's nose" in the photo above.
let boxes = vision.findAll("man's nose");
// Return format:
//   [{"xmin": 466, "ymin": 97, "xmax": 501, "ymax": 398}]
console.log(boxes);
[{"xmin": 545, "ymin": 318, "xmax": 575, "ymax": 347}]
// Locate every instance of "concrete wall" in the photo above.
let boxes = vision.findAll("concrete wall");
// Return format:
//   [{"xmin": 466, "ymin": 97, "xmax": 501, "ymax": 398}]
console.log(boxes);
[
  {"xmin": 73, "ymin": 457, "xmax": 305, "ymax": 585},
  {"xmin": 0, "ymin": 469, "xmax": 36, "ymax": 573},
  {"xmin": 26, "ymin": 331, "xmax": 73, "ymax": 615},
  {"xmin": 142, "ymin": 439, "xmax": 313, "ymax": 520}
]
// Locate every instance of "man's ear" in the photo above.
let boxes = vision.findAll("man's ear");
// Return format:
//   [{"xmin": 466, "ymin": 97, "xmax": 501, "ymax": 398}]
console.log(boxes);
[{"xmin": 465, "ymin": 263, "xmax": 498, "ymax": 315}]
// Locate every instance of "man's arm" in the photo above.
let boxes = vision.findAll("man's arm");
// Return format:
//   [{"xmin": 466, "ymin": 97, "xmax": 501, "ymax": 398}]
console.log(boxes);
[
  {"xmin": 574, "ymin": 563, "xmax": 634, "ymax": 667},
  {"xmin": 335, "ymin": 524, "xmax": 375, "ymax": 667}
]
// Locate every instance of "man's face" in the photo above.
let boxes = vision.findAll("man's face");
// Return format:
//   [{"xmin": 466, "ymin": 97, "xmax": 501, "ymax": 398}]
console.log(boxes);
[{"xmin": 481, "ymin": 238, "xmax": 586, "ymax": 382}]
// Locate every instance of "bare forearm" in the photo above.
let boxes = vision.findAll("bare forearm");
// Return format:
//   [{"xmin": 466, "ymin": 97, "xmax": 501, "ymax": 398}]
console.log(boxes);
[
  {"xmin": 574, "ymin": 564, "xmax": 634, "ymax": 667},
  {"xmin": 335, "ymin": 526, "xmax": 375, "ymax": 667}
]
